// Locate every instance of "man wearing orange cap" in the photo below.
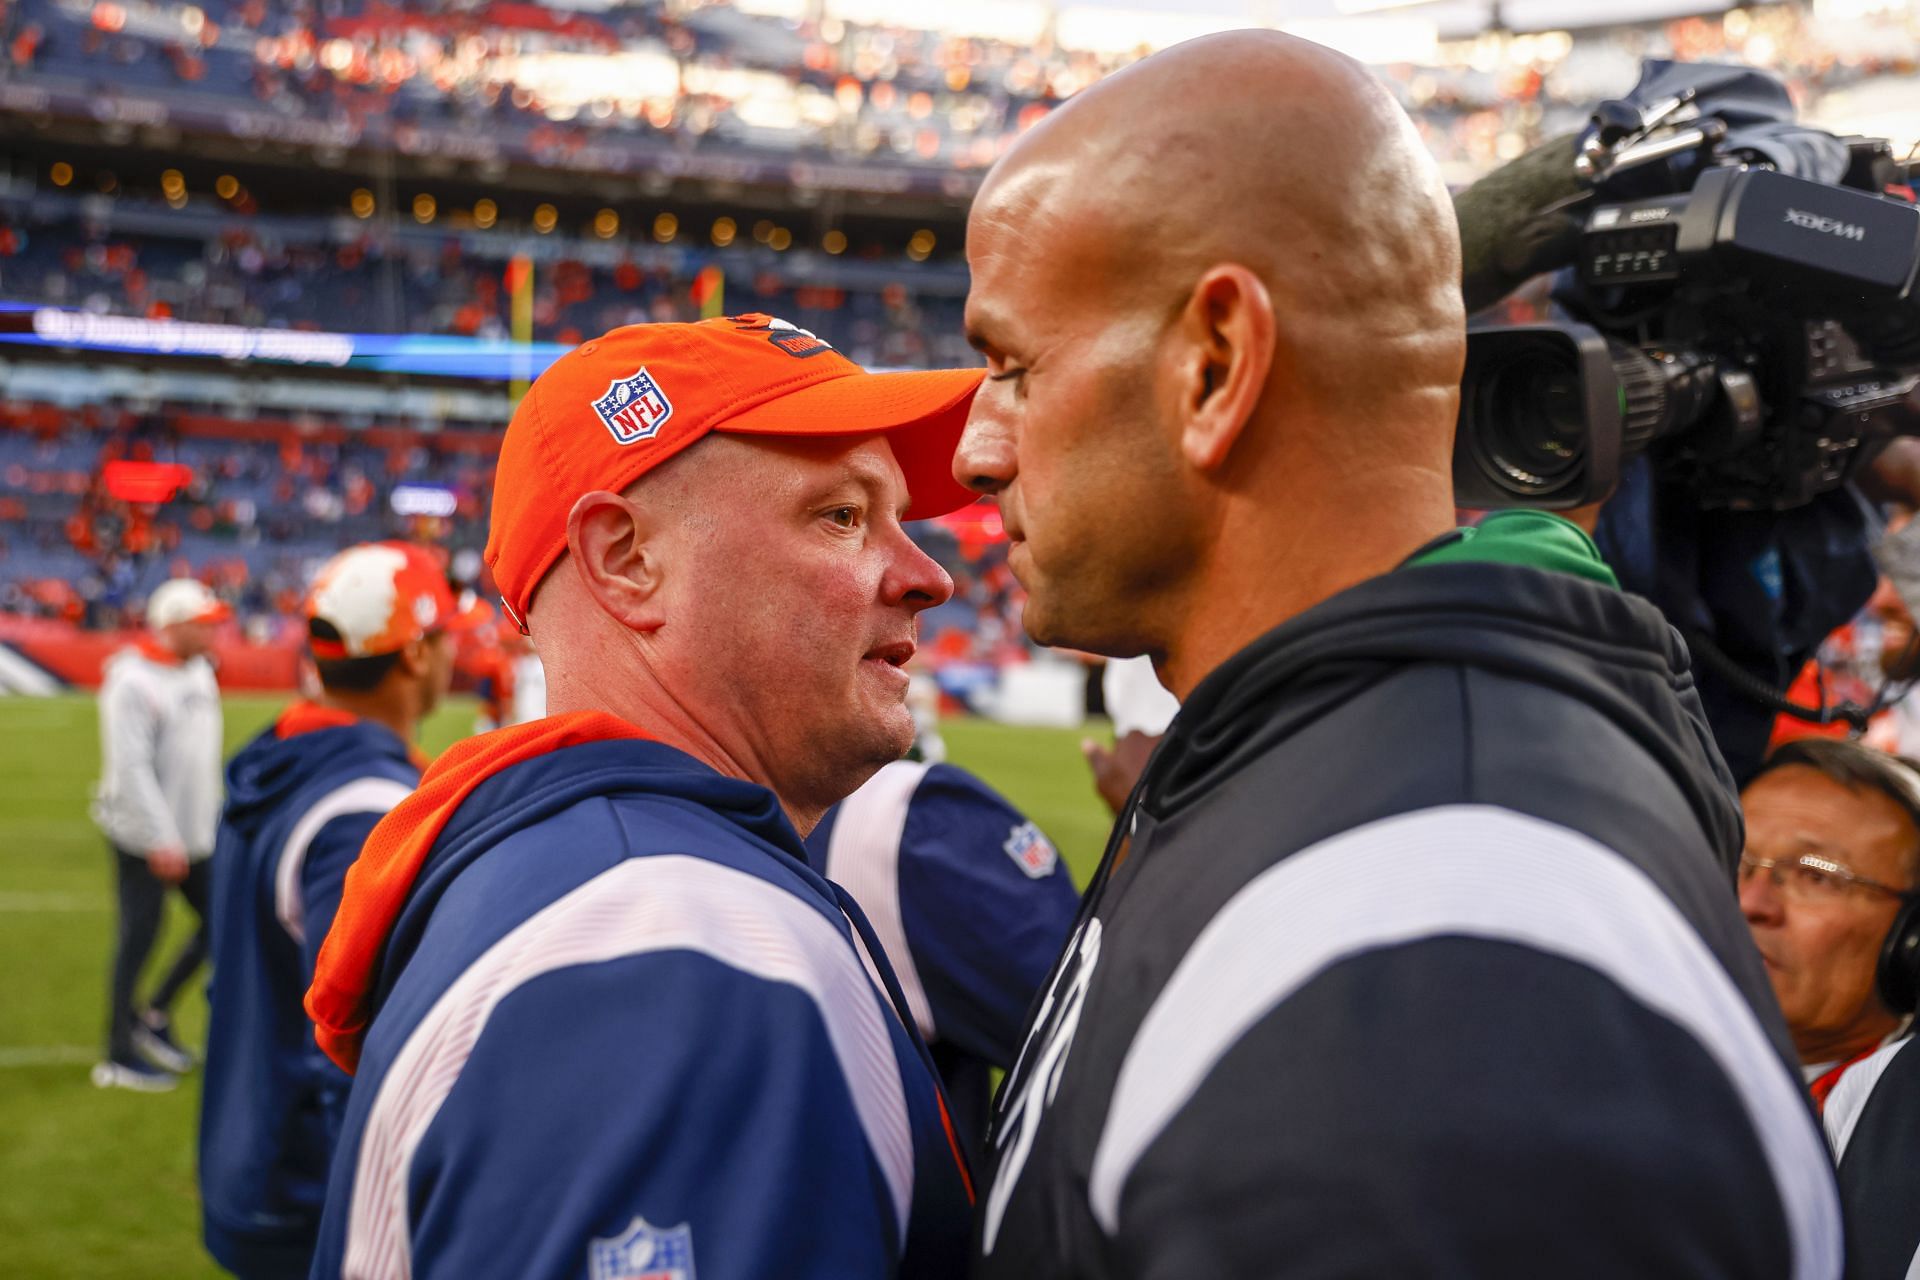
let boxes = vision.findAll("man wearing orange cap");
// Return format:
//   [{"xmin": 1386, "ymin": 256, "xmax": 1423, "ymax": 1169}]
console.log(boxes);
[
  {"xmin": 90, "ymin": 576, "xmax": 229, "ymax": 1091},
  {"xmin": 199, "ymin": 542, "xmax": 454, "ymax": 1279},
  {"xmin": 308, "ymin": 315, "xmax": 981, "ymax": 1280}
]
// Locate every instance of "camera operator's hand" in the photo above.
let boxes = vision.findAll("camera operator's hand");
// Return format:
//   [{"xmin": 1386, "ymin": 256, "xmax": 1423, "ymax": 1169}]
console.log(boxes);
[{"xmin": 1859, "ymin": 439, "xmax": 1920, "ymax": 509}]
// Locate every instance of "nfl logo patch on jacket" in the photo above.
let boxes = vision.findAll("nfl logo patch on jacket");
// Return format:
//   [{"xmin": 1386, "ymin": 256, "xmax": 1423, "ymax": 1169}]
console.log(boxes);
[{"xmin": 589, "ymin": 1216, "xmax": 694, "ymax": 1280}]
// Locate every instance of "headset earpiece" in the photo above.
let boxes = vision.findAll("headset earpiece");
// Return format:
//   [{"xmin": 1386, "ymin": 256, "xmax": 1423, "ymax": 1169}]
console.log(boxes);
[{"xmin": 1876, "ymin": 895, "xmax": 1920, "ymax": 1015}]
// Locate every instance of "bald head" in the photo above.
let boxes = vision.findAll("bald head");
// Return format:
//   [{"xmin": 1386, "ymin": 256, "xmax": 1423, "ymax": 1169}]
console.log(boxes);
[
  {"xmin": 955, "ymin": 30, "xmax": 1466, "ymax": 692},
  {"xmin": 972, "ymin": 30, "xmax": 1462, "ymax": 421}
]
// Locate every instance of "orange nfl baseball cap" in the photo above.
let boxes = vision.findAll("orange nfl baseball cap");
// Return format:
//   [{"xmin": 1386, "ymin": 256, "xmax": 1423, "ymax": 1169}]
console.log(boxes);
[
  {"xmin": 485, "ymin": 313, "xmax": 984, "ymax": 631},
  {"xmin": 305, "ymin": 542, "xmax": 458, "ymax": 659}
]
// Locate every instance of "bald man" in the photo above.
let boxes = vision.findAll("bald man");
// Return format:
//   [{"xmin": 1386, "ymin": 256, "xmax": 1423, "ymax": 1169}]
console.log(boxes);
[{"xmin": 955, "ymin": 32, "xmax": 1841, "ymax": 1278}]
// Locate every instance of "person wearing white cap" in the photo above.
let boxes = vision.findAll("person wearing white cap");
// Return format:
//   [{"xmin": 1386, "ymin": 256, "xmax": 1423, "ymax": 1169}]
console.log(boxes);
[{"xmin": 89, "ymin": 576, "xmax": 229, "ymax": 1091}]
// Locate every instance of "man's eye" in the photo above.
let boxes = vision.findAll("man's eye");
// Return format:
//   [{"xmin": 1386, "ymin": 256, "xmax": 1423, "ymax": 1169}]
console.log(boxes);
[
  {"xmin": 1793, "ymin": 865, "xmax": 1836, "ymax": 892},
  {"xmin": 827, "ymin": 506, "xmax": 859, "ymax": 528},
  {"xmin": 988, "ymin": 367, "xmax": 1026, "ymax": 384}
]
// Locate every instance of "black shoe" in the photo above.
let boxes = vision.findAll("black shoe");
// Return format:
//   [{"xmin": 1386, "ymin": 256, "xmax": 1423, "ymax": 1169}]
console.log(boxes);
[{"xmin": 133, "ymin": 1010, "xmax": 195, "ymax": 1074}]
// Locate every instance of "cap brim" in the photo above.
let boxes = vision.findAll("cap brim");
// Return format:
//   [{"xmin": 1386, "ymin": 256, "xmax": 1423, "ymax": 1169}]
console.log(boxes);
[
  {"xmin": 716, "ymin": 367, "xmax": 983, "ymax": 521},
  {"xmin": 193, "ymin": 601, "xmax": 233, "ymax": 625}
]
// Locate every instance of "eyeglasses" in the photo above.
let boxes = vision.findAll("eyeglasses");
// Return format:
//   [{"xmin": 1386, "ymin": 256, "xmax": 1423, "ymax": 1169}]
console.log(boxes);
[{"xmin": 1738, "ymin": 853, "xmax": 1913, "ymax": 904}]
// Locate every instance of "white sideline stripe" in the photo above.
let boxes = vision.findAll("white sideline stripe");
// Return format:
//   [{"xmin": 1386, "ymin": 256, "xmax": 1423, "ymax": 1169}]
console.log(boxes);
[
  {"xmin": 824, "ymin": 759, "xmax": 937, "ymax": 1041},
  {"xmin": 275, "ymin": 778, "xmax": 414, "ymax": 944},
  {"xmin": 0, "ymin": 893, "xmax": 105, "ymax": 912},
  {"xmin": 1823, "ymin": 1035, "xmax": 1913, "ymax": 1162},
  {"xmin": 0, "ymin": 1045, "xmax": 95, "ymax": 1068},
  {"xmin": 0, "ymin": 643, "xmax": 61, "ymax": 696},
  {"xmin": 344, "ymin": 854, "xmax": 914, "ymax": 1280},
  {"xmin": 1085, "ymin": 804, "xmax": 1842, "ymax": 1280}
]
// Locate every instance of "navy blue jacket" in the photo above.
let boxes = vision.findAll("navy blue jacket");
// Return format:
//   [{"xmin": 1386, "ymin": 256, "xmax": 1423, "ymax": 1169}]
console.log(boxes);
[
  {"xmin": 808, "ymin": 760, "xmax": 1080, "ymax": 1164},
  {"xmin": 201, "ymin": 716, "xmax": 419, "ymax": 1279},
  {"xmin": 309, "ymin": 740, "xmax": 973, "ymax": 1280}
]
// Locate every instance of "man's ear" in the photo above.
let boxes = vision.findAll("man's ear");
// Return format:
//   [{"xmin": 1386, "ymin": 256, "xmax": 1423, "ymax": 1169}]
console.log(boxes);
[
  {"xmin": 394, "ymin": 634, "xmax": 432, "ymax": 680},
  {"xmin": 1175, "ymin": 264, "xmax": 1275, "ymax": 473},
  {"xmin": 565, "ymin": 489, "xmax": 668, "ymax": 630}
]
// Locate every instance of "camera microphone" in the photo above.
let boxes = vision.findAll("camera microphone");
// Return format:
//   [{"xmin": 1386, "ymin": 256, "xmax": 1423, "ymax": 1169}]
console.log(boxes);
[{"xmin": 1453, "ymin": 132, "xmax": 1588, "ymax": 314}]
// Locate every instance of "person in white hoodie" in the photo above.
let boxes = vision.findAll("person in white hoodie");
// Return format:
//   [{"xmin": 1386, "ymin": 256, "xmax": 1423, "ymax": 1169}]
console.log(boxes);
[{"xmin": 91, "ymin": 577, "xmax": 228, "ymax": 1091}]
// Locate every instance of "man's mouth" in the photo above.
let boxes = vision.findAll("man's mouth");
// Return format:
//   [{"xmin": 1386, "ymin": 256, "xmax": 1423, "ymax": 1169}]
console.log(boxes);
[{"xmin": 864, "ymin": 640, "xmax": 915, "ymax": 669}]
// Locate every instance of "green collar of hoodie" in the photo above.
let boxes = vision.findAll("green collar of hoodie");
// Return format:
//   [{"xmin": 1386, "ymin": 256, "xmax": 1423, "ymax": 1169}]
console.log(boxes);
[{"xmin": 1406, "ymin": 509, "xmax": 1619, "ymax": 588}]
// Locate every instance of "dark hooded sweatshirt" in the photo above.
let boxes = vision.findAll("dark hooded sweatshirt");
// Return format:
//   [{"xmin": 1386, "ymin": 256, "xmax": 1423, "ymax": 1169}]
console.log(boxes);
[
  {"xmin": 974, "ymin": 517, "xmax": 1843, "ymax": 1280},
  {"xmin": 200, "ymin": 712, "xmax": 419, "ymax": 1279}
]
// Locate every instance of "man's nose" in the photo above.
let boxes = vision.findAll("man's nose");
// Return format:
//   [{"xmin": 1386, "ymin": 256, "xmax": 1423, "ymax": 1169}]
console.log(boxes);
[
  {"xmin": 1739, "ymin": 865, "xmax": 1785, "ymax": 927},
  {"xmin": 885, "ymin": 530, "xmax": 955, "ymax": 612},
  {"xmin": 953, "ymin": 399, "xmax": 1015, "ymax": 496}
]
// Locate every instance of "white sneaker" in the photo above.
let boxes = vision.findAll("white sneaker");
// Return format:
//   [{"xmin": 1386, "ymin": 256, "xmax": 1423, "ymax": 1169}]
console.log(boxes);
[
  {"xmin": 133, "ymin": 1015, "xmax": 195, "ymax": 1074},
  {"xmin": 91, "ymin": 1059, "xmax": 178, "ymax": 1093}
]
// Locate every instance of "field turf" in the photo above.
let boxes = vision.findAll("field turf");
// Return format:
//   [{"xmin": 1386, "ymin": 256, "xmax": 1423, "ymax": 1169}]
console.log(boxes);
[{"xmin": 0, "ymin": 692, "xmax": 1111, "ymax": 1278}]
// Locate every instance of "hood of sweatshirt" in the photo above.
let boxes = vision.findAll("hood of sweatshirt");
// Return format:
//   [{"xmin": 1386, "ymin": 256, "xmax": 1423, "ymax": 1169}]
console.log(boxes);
[{"xmin": 1148, "ymin": 557, "xmax": 1743, "ymax": 866}]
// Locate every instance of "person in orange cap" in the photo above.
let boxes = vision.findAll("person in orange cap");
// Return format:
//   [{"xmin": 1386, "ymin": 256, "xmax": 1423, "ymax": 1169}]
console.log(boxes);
[
  {"xmin": 307, "ymin": 315, "xmax": 981, "ymax": 1280},
  {"xmin": 199, "ymin": 540, "xmax": 457, "ymax": 1279},
  {"xmin": 91, "ymin": 576, "xmax": 230, "ymax": 1092}
]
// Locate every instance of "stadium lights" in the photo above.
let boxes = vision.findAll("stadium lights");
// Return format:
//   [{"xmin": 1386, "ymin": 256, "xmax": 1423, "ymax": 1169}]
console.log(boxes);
[
  {"xmin": 595, "ymin": 209, "xmax": 620, "ymax": 239},
  {"xmin": 475, "ymin": 199, "xmax": 498, "ymax": 230},
  {"xmin": 653, "ymin": 212, "xmax": 678, "ymax": 244},
  {"xmin": 161, "ymin": 169, "xmax": 185, "ymax": 196},
  {"xmin": 907, "ymin": 228, "xmax": 936, "ymax": 261},
  {"xmin": 534, "ymin": 204, "xmax": 559, "ymax": 234},
  {"xmin": 50, "ymin": 162, "xmax": 73, "ymax": 188},
  {"xmin": 712, "ymin": 216, "xmax": 737, "ymax": 248},
  {"xmin": 823, "ymin": 230, "xmax": 848, "ymax": 255},
  {"xmin": 350, "ymin": 188, "xmax": 375, "ymax": 219},
  {"xmin": 753, "ymin": 219, "xmax": 776, "ymax": 244},
  {"xmin": 414, "ymin": 194, "xmax": 437, "ymax": 224},
  {"xmin": 215, "ymin": 174, "xmax": 239, "ymax": 200},
  {"xmin": 769, "ymin": 227, "xmax": 793, "ymax": 251}
]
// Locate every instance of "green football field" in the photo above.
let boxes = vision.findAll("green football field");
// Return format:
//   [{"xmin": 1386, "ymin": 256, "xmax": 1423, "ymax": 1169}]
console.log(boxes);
[{"xmin": 0, "ymin": 693, "xmax": 1113, "ymax": 1279}]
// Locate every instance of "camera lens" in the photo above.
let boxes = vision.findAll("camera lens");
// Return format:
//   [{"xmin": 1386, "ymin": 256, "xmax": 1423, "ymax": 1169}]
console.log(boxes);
[{"xmin": 1469, "ymin": 347, "xmax": 1587, "ymax": 495}]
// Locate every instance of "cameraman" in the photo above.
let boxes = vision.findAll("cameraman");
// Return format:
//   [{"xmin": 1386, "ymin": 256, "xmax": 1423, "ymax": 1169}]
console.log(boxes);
[{"xmin": 954, "ymin": 29, "xmax": 1839, "ymax": 1279}]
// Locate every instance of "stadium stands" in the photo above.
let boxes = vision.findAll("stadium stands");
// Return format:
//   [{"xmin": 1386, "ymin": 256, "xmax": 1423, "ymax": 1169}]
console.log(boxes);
[{"xmin": 2, "ymin": 0, "xmax": 1916, "ymax": 659}]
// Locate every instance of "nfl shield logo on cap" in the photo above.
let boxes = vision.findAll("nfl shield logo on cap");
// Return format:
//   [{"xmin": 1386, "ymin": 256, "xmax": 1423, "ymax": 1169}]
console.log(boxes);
[
  {"xmin": 592, "ymin": 367, "xmax": 674, "ymax": 446},
  {"xmin": 588, "ymin": 1216, "xmax": 695, "ymax": 1280}
]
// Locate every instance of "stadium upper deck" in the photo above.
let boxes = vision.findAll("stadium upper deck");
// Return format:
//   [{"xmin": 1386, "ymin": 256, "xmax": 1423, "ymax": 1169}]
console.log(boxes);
[{"xmin": 2, "ymin": 1, "xmax": 1913, "ymax": 190}]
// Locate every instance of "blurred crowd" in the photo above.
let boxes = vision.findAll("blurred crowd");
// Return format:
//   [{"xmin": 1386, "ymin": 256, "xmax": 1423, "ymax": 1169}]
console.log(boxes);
[
  {"xmin": 0, "ymin": 399, "xmax": 1027, "ymax": 667},
  {"xmin": 1, "ymin": 1, "xmax": 1914, "ymax": 179},
  {"xmin": 0, "ymin": 212, "xmax": 971, "ymax": 365},
  {"xmin": 0, "ymin": 400, "xmax": 493, "ymax": 634}
]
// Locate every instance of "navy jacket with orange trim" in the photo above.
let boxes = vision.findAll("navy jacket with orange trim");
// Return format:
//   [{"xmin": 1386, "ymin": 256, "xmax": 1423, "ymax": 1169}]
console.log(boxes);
[{"xmin": 309, "ymin": 739, "xmax": 971, "ymax": 1280}]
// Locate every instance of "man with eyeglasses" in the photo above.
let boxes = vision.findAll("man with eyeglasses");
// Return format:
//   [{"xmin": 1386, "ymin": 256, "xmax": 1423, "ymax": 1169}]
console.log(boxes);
[
  {"xmin": 1740, "ymin": 738, "xmax": 1920, "ymax": 1093},
  {"xmin": 1741, "ymin": 737, "xmax": 1920, "ymax": 1278}
]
